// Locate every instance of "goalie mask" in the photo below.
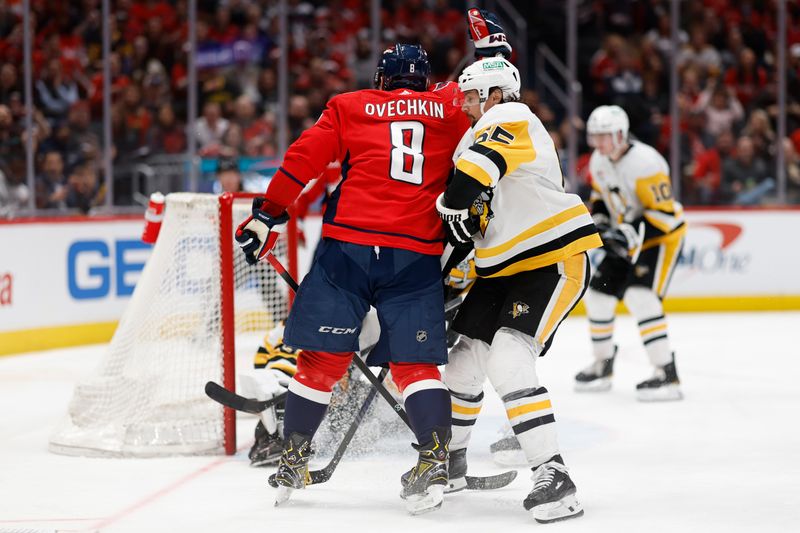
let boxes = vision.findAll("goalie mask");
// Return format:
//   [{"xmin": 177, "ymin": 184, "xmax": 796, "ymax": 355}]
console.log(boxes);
[{"xmin": 373, "ymin": 44, "xmax": 431, "ymax": 92}]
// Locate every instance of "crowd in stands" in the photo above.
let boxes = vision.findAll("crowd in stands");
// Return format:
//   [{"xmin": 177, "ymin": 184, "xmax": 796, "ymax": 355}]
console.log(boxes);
[
  {"xmin": 0, "ymin": 0, "xmax": 798, "ymax": 215},
  {"xmin": 572, "ymin": 0, "xmax": 800, "ymax": 205}
]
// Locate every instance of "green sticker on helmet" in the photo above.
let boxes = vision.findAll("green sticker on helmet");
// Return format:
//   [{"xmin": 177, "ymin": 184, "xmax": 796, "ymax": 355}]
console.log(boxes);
[{"xmin": 482, "ymin": 60, "xmax": 505, "ymax": 70}]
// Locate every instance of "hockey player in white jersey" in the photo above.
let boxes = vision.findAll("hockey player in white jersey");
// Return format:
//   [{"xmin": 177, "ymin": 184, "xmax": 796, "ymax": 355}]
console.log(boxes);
[
  {"xmin": 434, "ymin": 56, "xmax": 602, "ymax": 523},
  {"xmin": 574, "ymin": 105, "xmax": 686, "ymax": 401}
]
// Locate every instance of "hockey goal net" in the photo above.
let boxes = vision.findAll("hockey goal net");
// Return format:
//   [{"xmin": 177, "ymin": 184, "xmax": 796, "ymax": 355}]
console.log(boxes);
[{"xmin": 49, "ymin": 192, "xmax": 298, "ymax": 457}]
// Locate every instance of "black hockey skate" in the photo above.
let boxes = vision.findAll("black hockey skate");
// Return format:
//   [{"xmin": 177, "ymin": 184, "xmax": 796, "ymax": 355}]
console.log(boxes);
[
  {"xmin": 636, "ymin": 355, "xmax": 682, "ymax": 402},
  {"xmin": 574, "ymin": 346, "xmax": 617, "ymax": 392},
  {"xmin": 445, "ymin": 447, "xmax": 468, "ymax": 493},
  {"xmin": 271, "ymin": 432, "xmax": 313, "ymax": 506},
  {"xmin": 400, "ymin": 427, "xmax": 450, "ymax": 515},
  {"xmin": 523, "ymin": 455, "xmax": 584, "ymax": 524},
  {"xmin": 249, "ymin": 421, "xmax": 283, "ymax": 467}
]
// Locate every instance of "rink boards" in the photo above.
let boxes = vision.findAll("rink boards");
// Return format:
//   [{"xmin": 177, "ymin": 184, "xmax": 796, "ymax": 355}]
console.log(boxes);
[{"xmin": 1, "ymin": 208, "xmax": 799, "ymax": 355}]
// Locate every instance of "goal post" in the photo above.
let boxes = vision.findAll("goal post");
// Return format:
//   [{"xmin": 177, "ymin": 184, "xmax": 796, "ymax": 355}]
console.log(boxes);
[{"xmin": 49, "ymin": 192, "xmax": 298, "ymax": 457}]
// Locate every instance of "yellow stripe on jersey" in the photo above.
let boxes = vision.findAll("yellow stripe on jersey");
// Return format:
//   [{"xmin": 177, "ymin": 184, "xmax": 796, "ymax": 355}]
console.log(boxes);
[
  {"xmin": 455, "ymin": 158, "xmax": 494, "ymax": 187},
  {"xmin": 476, "ymin": 205, "xmax": 590, "ymax": 259},
  {"xmin": 539, "ymin": 254, "xmax": 588, "ymax": 342},
  {"xmin": 642, "ymin": 223, "xmax": 686, "ymax": 251},
  {"xmin": 644, "ymin": 210, "xmax": 675, "ymax": 234},
  {"xmin": 481, "ymin": 233, "xmax": 601, "ymax": 278},
  {"xmin": 473, "ymin": 120, "xmax": 537, "ymax": 177},
  {"xmin": 635, "ymin": 172, "xmax": 677, "ymax": 212},
  {"xmin": 506, "ymin": 399, "xmax": 552, "ymax": 420}
]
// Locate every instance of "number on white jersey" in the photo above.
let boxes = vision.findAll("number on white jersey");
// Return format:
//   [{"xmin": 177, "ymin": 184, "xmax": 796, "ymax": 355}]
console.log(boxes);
[{"xmin": 389, "ymin": 121, "xmax": 425, "ymax": 185}]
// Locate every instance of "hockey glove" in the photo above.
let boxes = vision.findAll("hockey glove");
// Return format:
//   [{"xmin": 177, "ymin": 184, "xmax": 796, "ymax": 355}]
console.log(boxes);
[
  {"xmin": 235, "ymin": 198, "xmax": 290, "ymax": 265},
  {"xmin": 601, "ymin": 222, "xmax": 645, "ymax": 263},
  {"xmin": 592, "ymin": 212, "xmax": 612, "ymax": 234},
  {"xmin": 467, "ymin": 8, "xmax": 513, "ymax": 59},
  {"xmin": 436, "ymin": 192, "xmax": 480, "ymax": 245}
]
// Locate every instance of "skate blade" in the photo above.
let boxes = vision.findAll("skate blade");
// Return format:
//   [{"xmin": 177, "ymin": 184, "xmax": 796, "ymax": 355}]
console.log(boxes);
[
  {"xmin": 492, "ymin": 448, "xmax": 528, "ymax": 467},
  {"xmin": 274, "ymin": 486, "xmax": 294, "ymax": 506},
  {"xmin": 637, "ymin": 384, "xmax": 683, "ymax": 402},
  {"xmin": 532, "ymin": 493, "xmax": 584, "ymax": 524},
  {"xmin": 445, "ymin": 476, "xmax": 467, "ymax": 494},
  {"xmin": 405, "ymin": 485, "xmax": 444, "ymax": 515},
  {"xmin": 251, "ymin": 457, "xmax": 281, "ymax": 468},
  {"xmin": 574, "ymin": 377, "xmax": 612, "ymax": 392}
]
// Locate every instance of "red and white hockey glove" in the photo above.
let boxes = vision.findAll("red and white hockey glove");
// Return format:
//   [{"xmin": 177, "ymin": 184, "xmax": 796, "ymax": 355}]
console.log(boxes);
[
  {"xmin": 467, "ymin": 8, "xmax": 512, "ymax": 59},
  {"xmin": 235, "ymin": 198, "xmax": 289, "ymax": 265}
]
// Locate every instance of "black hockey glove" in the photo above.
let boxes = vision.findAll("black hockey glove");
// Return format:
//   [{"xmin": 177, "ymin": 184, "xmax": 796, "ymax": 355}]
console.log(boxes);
[
  {"xmin": 235, "ymin": 198, "xmax": 290, "ymax": 265},
  {"xmin": 601, "ymin": 222, "xmax": 644, "ymax": 263},
  {"xmin": 436, "ymin": 192, "xmax": 480, "ymax": 245}
]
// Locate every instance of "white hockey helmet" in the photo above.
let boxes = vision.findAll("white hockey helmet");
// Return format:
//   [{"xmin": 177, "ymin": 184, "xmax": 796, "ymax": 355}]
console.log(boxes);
[
  {"xmin": 587, "ymin": 105, "xmax": 629, "ymax": 150},
  {"xmin": 458, "ymin": 57, "xmax": 521, "ymax": 110}
]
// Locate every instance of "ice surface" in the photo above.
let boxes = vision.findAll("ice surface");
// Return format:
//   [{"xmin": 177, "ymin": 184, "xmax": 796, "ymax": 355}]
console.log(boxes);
[{"xmin": 1, "ymin": 313, "xmax": 799, "ymax": 532}]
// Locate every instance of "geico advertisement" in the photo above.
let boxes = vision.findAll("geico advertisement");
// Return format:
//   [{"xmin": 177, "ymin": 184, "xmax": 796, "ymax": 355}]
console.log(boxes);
[
  {"xmin": 670, "ymin": 210, "xmax": 800, "ymax": 296},
  {"xmin": 0, "ymin": 218, "xmax": 150, "ymax": 331}
]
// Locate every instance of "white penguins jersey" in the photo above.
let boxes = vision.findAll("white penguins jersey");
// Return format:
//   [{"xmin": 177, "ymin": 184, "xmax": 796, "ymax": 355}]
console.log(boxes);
[
  {"xmin": 452, "ymin": 102, "xmax": 601, "ymax": 278},
  {"xmin": 588, "ymin": 140, "xmax": 686, "ymax": 245}
]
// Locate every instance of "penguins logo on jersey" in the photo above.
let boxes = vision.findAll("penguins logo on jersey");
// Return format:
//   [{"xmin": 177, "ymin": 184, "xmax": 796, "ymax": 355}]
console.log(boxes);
[
  {"xmin": 469, "ymin": 191, "xmax": 494, "ymax": 236},
  {"xmin": 509, "ymin": 301, "xmax": 530, "ymax": 318}
]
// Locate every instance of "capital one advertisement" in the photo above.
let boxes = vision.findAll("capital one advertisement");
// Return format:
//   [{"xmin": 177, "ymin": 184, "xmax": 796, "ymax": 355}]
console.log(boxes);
[{"xmin": 671, "ymin": 210, "xmax": 800, "ymax": 297}]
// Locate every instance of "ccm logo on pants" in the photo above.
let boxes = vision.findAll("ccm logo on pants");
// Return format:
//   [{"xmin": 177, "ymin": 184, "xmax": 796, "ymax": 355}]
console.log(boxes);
[{"xmin": 318, "ymin": 326, "xmax": 357, "ymax": 334}]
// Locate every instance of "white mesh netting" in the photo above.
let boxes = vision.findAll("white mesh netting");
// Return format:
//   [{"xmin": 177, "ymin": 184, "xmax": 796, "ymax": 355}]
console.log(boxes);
[{"xmin": 49, "ymin": 193, "xmax": 289, "ymax": 457}]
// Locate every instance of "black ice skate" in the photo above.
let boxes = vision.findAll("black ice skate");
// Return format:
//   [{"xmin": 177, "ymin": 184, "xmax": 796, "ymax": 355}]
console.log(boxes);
[
  {"xmin": 636, "ymin": 355, "xmax": 683, "ymax": 402},
  {"xmin": 523, "ymin": 455, "xmax": 584, "ymax": 524},
  {"xmin": 249, "ymin": 421, "xmax": 282, "ymax": 467},
  {"xmin": 445, "ymin": 447, "xmax": 467, "ymax": 493},
  {"xmin": 271, "ymin": 432, "xmax": 312, "ymax": 506},
  {"xmin": 574, "ymin": 346, "xmax": 617, "ymax": 392},
  {"xmin": 400, "ymin": 427, "xmax": 450, "ymax": 515}
]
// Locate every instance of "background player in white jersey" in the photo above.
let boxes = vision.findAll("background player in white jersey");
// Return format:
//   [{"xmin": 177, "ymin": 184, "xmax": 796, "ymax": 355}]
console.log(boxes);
[
  {"xmin": 434, "ymin": 56, "xmax": 602, "ymax": 524},
  {"xmin": 574, "ymin": 105, "xmax": 686, "ymax": 401}
]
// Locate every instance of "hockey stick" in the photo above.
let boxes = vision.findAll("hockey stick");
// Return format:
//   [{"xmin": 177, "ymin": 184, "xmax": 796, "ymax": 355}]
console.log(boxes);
[
  {"xmin": 268, "ymin": 367, "xmax": 388, "ymax": 487},
  {"xmin": 264, "ymin": 252, "xmax": 517, "ymax": 491},
  {"xmin": 204, "ymin": 382, "xmax": 287, "ymax": 414}
]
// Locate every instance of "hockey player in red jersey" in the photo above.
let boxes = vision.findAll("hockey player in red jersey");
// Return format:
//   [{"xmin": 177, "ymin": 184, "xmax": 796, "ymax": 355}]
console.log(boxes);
[{"xmin": 235, "ymin": 44, "xmax": 470, "ymax": 514}]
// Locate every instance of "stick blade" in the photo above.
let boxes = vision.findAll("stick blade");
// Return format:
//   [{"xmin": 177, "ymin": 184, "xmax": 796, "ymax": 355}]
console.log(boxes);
[
  {"xmin": 205, "ymin": 380, "xmax": 262, "ymax": 414},
  {"xmin": 465, "ymin": 470, "xmax": 518, "ymax": 490}
]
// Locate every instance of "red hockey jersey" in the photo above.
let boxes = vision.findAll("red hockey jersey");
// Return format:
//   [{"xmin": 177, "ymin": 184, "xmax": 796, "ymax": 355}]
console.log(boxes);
[{"xmin": 263, "ymin": 82, "xmax": 470, "ymax": 255}]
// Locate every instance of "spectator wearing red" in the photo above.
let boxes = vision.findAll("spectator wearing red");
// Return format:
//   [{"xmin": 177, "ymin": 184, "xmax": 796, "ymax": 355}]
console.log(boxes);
[
  {"xmin": 150, "ymin": 103, "xmax": 186, "ymax": 155},
  {"xmin": 723, "ymin": 47, "xmax": 768, "ymax": 110},
  {"xmin": 693, "ymin": 130, "xmax": 735, "ymax": 205}
]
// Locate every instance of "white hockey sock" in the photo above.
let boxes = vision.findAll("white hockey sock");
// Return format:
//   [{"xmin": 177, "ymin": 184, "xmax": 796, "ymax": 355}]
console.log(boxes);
[
  {"xmin": 450, "ymin": 390, "xmax": 483, "ymax": 450},
  {"xmin": 585, "ymin": 289, "xmax": 618, "ymax": 360},
  {"xmin": 504, "ymin": 386, "xmax": 560, "ymax": 466},
  {"xmin": 625, "ymin": 287, "xmax": 673, "ymax": 367}
]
